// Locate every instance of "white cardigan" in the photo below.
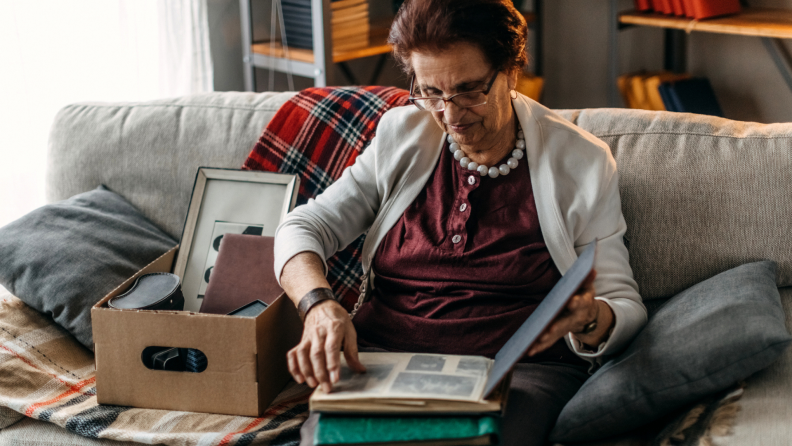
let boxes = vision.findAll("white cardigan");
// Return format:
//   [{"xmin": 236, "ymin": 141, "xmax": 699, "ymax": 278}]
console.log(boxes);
[{"xmin": 274, "ymin": 93, "xmax": 647, "ymax": 363}]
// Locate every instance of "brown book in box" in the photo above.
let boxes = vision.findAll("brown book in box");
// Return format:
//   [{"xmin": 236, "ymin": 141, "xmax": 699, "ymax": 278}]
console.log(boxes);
[{"xmin": 200, "ymin": 234, "xmax": 284, "ymax": 315}]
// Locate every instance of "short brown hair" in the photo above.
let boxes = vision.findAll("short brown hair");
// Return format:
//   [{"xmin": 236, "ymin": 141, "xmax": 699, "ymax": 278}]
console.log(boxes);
[{"xmin": 388, "ymin": 0, "xmax": 528, "ymax": 76}]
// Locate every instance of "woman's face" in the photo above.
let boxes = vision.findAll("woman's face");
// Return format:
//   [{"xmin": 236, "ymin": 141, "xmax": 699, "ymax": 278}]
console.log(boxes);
[{"xmin": 410, "ymin": 43, "xmax": 516, "ymax": 151}]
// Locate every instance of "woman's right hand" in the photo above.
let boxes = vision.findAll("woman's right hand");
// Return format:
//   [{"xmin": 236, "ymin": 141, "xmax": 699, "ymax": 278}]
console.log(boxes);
[{"xmin": 287, "ymin": 298, "xmax": 366, "ymax": 392}]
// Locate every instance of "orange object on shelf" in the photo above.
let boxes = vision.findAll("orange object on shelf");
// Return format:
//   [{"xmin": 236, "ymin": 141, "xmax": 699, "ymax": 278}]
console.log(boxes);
[
  {"xmin": 683, "ymin": 0, "xmax": 695, "ymax": 18},
  {"xmin": 689, "ymin": 0, "xmax": 741, "ymax": 20},
  {"xmin": 672, "ymin": 0, "xmax": 686, "ymax": 16},
  {"xmin": 651, "ymin": 0, "xmax": 664, "ymax": 13},
  {"xmin": 635, "ymin": 0, "xmax": 652, "ymax": 11}
]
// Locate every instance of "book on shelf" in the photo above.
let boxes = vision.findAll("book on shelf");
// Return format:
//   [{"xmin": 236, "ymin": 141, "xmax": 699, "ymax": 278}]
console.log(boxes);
[
  {"xmin": 309, "ymin": 242, "xmax": 597, "ymax": 415},
  {"xmin": 671, "ymin": 0, "xmax": 686, "ymax": 16},
  {"xmin": 332, "ymin": 19, "xmax": 370, "ymax": 39},
  {"xmin": 650, "ymin": 0, "xmax": 665, "ymax": 13},
  {"xmin": 682, "ymin": 0, "xmax": 694, "ymax": 17},
  {"xmin": 644, "ymin": 72, "xmax": 690, "ymax": 111},
  {"xmin": 689, "ymin": 0, "xmax": 741, "ymax": 20},
  {"xmin": 618, "ymin": 73, "xmax": 649, "ymax": 109},
  {"xmin": 640, "ymin": 0, "xmax": 741, "ymax": 19},
  {"xmin": 618, "ymin": 71, "xmax": 692, "ymax": 111},
  {"xmin": 658, "ymin": 77, "xmax": 724, "ymax": 117},
  {"xmin": 634, "ymin": 0, "xmax": 652, "ymax": 11},
  {"xmin": 515, "ymin": 73, "xmax": 544, "ymax": 102},
  {"xmin": 280, "ymin": 0, "xmax": 370, "ymax": 51},
  {"xmin": 314, "ymin": 413, "xmax": 501, "ymax": 446},
  {"xmin": 332, "ymin": 2, "xmax": 368, "ymax": 21},
  {"xmin": 331, "ymin": 0, "xmax": 367, "ymax": 11}
]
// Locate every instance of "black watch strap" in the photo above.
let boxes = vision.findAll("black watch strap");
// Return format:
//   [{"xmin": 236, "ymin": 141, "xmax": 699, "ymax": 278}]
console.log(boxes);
[{"xmin": 297, "ymin": 288, "xmax": 336, "ymax": 321}]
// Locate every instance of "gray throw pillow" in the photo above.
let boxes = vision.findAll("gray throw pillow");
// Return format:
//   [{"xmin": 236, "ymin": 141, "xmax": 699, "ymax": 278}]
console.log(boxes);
[
  {"xmin": 0, "ymin": 186, "xmax": 176, "ymax": 350},
  {"xmin": 550, "ymin": 260, "xmax": 791, "ymax": 442}
]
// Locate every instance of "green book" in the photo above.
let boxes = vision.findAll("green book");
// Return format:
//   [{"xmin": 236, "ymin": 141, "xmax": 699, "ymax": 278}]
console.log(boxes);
[{"xmin": 314, "ymin": 414, "xmax": 500, "ymax": 446}]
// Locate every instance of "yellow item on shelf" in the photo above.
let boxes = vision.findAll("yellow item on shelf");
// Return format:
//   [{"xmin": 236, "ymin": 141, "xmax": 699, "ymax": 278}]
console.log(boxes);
[
  {"xmin": 645, "ymin": 72, "xmax": 691, "ymax": 111},
  {"xmin": 516, "ymin": 73, "xmax": 544, "ymax": 102},
  {"xmin": 617, "ymin": 71, "xmax": 692, "ymax": 110}
]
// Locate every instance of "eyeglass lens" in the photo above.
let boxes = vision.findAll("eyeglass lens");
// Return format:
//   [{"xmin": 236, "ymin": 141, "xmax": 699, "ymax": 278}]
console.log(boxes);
[{"xmin": 414, "ymin": 92, "xmax": 488, "ymax": 112}]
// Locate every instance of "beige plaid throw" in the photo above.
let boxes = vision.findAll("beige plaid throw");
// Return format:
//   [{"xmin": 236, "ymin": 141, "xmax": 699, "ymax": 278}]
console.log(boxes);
[{"xmin": 0, "ymin": 293, "xmax": 310, "ymax": 445}]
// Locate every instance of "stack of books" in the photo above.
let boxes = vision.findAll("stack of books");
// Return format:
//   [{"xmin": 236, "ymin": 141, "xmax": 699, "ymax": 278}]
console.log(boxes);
[
  {"xmin": 331, "ymin": 0, "xmax": 370, "ymax": 52},
  {"xmin": 281, "ymin": 0, "xmax": 370, "ymax": 52},
  {"xmin": 618, "ymin": 71, "xmax": 723, "ymax": 117},
  {"xmin": 306, "ymin": 243, "xmax": 598, "ymax": 446},
  {"xmin": 311, "ymin": 352, "xmax": 505, "ymax": 445},
  {"xmin": 634, "ymin": 0, "xmax": 741, "ymax": 20}
]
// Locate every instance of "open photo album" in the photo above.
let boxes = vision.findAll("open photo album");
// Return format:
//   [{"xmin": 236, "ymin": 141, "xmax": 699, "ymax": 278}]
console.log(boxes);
[
  {"xmin": 310, "ymin": 352, "xmax": 507, "ymax": 413},
  {"xmin": 309, "ymin": 241, "xmax": 598, "ymax": 414}
]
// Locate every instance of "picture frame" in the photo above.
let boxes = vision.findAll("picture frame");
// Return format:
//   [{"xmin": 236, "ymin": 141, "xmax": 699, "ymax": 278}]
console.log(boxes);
[{"xmin": 174, "ymin": 168, "xmax": 300, "ymax": 311}]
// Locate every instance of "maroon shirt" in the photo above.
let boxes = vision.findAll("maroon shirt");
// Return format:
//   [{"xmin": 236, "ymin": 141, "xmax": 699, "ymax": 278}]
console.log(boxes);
[{"xmin": 353, "ymin": 141, "xmax": 586, "ymax": 365}]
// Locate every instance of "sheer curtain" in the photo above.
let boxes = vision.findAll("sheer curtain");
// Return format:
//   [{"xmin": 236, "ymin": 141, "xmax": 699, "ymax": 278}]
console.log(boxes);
[{"xmin": 0, "ymin": 0, "xmax": 213, "ymax": 228}]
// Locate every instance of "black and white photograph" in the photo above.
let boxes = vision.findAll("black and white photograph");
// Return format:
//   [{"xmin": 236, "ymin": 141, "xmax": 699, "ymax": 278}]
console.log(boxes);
[
  {"xmin": 455, "ymin": 357, "xmax": 490, "ymax": 376},
  {"xmin": 332, "ymin": 363, "xmax": 395, "ymax": 393},
  {"xmin": 390, "ymin": 372, "xmax": 478, "ymax": 398},
  {"xmin": 406, "ymin": 354, "xmax": 446, "ymax": 372}
]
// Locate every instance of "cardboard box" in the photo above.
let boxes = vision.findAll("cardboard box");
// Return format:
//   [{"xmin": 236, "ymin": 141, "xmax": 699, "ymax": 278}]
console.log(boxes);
[{"xmin": 92, "ymin": 247, "xmax": 303, "ymax": 416}]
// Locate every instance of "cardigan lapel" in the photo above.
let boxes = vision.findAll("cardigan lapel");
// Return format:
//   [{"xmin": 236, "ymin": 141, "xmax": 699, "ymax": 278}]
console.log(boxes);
[{"xmin": 512, "ymin": 94, "xmax": 578, "ymax": 275}]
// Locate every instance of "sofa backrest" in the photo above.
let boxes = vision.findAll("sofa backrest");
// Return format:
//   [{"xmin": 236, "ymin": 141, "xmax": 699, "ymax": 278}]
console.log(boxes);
[
  {"xmin": 46, "ymin": 92, "xmax": 294, "ymax": 240},
  {"xmin": 557, "ymin": 108, "xmax": 792, "ymax": 299},
  {"xmin": 48, "ymin": 93, "xmax": 792, "ymax": 301}
]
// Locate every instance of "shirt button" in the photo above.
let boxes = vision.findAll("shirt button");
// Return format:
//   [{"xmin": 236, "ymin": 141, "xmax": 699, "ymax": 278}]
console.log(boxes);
[
  {"xmin": 467, "ymin": 176, "xmax": 476, "ymax": 185},
  {"xmin": 452, "ymin": 235, "xmax": 462, "ymax": 244},
  {"xmin": 459, "ymin": 203, "xmax": 467, "ymax": 212}
]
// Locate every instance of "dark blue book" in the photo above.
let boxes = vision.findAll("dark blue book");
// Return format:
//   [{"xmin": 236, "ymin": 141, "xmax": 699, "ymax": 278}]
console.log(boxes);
[
  {"xmin": 657, "ymin": 83, "xmax": 679, "ymax": 112},
  {"xmin": 660, "ymin": 78, "xmax": 724, "ymax": 117}
]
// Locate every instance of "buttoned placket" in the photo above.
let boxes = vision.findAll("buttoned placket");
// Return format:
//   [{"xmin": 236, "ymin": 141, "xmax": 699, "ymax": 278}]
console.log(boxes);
[{"xmin": 447, "ymin": 168, "xmax": 479, "ymax": 253}]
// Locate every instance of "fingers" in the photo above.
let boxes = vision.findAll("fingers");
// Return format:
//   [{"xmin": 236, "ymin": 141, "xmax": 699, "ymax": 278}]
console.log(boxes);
[
  {"xmin": 325, "ymin": 325, "xmax": 343, "ymax": 384},
  {"xmin": 292, "ymin": 340, "xmax": 317, "ymax": 387},
  {"xmin": 286, "ymin": 303, "xmax": 363, "ymax": 392},
  {"xmin": 310, "ymin": 329, "xmax": 331, "ymax": 393},
  {"xmin": 287, "ymin": 347, "xmax": 304, "ymax": 384},
  {"xmin": 528, "ymin": 274, "xmax": 599, "ymax": 356},
  {"xmin": 343, "ymin": 323, "xmax": 366, "ymax": 373},
  {"xmin": 581, "ymin": 269, "xmax": 597, "ymax": 290}
]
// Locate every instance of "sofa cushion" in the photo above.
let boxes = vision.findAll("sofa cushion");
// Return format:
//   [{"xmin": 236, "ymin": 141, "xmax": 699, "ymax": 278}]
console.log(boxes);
[
  {"xmin": 550, "ymin": 260, "xmax": 792, "ymax": 442},
  {"xmin": 0, "ymin": 185, "xmax": 176, "ymax": 349},
  {"xmin": 713, "ymin": 286, "xmax": 792, "ymax": 446},
  {"xmin": 555, "ymin": 108, "xmax": 792, "ymax": 300},
  {"xmin": 46, "ymin": 92, "xmax": 296, "ymax": 239}
]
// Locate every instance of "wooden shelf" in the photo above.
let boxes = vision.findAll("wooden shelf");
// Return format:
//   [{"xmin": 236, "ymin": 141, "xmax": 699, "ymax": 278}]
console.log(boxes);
[
  {"xmin": 252, "ymin": 18, "xmax": 392, "ymax": 65},
  {"xmin": 619, "ymin": 8, "xmax": 792, "ymax": 39},
  {"xmin": 251, "ymin": 12, "xmax": 536, "ymax": 66}
]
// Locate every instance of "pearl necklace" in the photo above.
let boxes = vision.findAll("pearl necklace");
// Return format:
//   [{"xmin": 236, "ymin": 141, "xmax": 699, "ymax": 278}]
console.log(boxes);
[{"xmin": 447, "ymin": 128, "xmax": 525, "ymax": 179}]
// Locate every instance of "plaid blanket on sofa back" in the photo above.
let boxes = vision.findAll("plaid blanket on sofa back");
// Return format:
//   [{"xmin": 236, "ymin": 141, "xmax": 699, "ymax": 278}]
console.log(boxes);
[{"xmin": 243, "ymin": 86, "xmax": 410, "ymax": 311}]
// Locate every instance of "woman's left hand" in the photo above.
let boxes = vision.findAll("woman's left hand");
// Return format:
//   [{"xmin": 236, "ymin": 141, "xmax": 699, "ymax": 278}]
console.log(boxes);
[{"xmin": 527, "ymin": 270, "xmax": 615, "ymax": 356}]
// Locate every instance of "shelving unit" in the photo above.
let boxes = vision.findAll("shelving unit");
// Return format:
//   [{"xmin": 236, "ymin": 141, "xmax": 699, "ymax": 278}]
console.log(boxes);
[
  {"xmin": 607, "ymin": 4, "xmax": 792, "ymax": 107},
  {"xmin": 240, "ymin": 0, "xmax": 539, "ymax": 91}
]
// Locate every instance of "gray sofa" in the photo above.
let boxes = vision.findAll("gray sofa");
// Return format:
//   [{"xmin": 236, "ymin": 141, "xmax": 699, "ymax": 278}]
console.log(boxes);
[{"xmin": 1, "ymin": 91, "xmax": 791, "ymax": 445}]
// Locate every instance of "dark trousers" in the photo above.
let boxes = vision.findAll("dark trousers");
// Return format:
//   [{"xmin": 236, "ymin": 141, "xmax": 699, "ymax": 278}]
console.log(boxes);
[{"xmin": 300, "ymin": 361, "xmax": 589, "ymax": 446}]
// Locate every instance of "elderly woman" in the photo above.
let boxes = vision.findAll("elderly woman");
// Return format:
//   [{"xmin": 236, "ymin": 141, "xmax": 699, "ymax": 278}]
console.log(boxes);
[{"xmin": 275, "ymin": 0, "xmax": 647, "ymax": 443}]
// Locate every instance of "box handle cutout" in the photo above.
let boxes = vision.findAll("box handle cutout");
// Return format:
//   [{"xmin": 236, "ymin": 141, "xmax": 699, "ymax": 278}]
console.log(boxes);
[{"xmin": 141, "ymin": 346, "xmax": 207, "ymax": 373}]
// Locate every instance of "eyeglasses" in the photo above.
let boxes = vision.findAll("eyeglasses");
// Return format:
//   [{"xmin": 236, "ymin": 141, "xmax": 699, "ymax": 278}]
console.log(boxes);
[{"xmin": 409, "ymin": 71, "xmax": 499, "ymax": 112}]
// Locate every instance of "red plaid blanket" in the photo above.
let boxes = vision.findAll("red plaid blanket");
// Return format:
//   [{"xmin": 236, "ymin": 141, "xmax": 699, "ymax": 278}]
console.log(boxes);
[{"xmin": 243, "ymin": 86, "xmax": 410, "ymax": 310}]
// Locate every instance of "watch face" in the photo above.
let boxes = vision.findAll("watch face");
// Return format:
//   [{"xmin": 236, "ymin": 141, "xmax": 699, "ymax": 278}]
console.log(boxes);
[{"xmin": 197, "ymin": 221, "xmax": 264, "ymax": 298}]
